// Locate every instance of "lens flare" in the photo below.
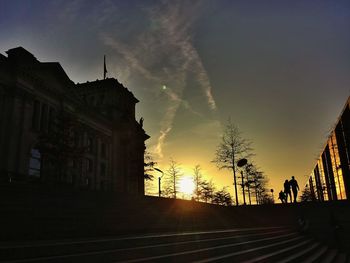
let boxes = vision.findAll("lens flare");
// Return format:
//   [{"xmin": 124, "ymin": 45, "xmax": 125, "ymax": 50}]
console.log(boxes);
[{"xmin": 179, "ymin": 176, "xmax": 195, "ymax": 196}]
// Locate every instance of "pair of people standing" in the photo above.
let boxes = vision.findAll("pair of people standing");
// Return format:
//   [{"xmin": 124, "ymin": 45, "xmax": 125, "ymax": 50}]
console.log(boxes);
[{"xmin": 284, "ymin": 176, "xmax": 299, "ymax": 203}]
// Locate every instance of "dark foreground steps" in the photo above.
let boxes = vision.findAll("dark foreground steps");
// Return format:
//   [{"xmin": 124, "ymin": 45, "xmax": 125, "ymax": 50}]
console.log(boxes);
[{"xmin": 0, "ymin": 226, "xmax": 348, "ymax": 263}]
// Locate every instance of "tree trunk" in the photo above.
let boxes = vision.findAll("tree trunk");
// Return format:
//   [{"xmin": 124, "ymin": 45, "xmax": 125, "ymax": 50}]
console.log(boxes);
[
  {"xmin": 232, "ymin": 166, "xmax": 239, "ymax": 206},
  {"xmin": 241, "ymin": 170, "xmax": 246, "ymax": 205},
  {"xmin": 247, "ymin": 183, "xmax": 251, "ymax": 205}
]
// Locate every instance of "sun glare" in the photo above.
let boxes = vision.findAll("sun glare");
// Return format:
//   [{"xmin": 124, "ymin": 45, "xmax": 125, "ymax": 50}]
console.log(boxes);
[{"xmin": 179, "ymin": 176, "xmax": 195, "ymax": 197}]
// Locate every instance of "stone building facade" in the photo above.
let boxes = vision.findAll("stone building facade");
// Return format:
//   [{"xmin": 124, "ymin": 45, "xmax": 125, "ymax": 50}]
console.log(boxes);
[{"xmin": 0, "ymin": 47, "xmax": 148, "ymax": 195}]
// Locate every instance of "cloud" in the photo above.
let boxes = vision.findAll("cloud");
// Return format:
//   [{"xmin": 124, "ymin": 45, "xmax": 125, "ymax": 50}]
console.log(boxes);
[
  {"xmin": 102, "ymin": 35, "xmax": 158, "ymax": 82},
  {"xmin": 100, "ymin": 1, "xmax": 218, "ymax": 159},
  {"xmin": 150, "ymin": 1, "xmax": 217, "ymax": 110},
  {"xmin": 57, "ymin": 0, "xmax": 85, "ymax": 22}
]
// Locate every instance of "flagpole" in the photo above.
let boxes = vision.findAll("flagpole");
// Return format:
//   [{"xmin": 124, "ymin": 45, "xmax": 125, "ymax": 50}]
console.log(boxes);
[{"xmin": 104, "ymin": 55, "xmax": 107, "ymax": 79}]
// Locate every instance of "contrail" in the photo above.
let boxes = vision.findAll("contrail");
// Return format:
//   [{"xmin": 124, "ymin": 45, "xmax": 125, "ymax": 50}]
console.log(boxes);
[
  {"xmin": 102, "ymin": 1, "xmax": 217, "ymax": 159},
  {"xmin": 147, "ymin": 2, "xmax": 218, "ymax": 158}
]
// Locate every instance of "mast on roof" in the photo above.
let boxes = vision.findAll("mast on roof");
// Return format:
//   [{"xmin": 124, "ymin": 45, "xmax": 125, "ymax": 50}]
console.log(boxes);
[{"xmin": 103, "ymin": 55, "xmax": 107, "ymax": 79}]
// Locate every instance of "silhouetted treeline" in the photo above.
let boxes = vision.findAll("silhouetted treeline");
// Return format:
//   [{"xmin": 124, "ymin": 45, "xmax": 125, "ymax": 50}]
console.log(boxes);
[{"xmin": 143, "ymin": 118, "xmax": 273, "ymax": 206}]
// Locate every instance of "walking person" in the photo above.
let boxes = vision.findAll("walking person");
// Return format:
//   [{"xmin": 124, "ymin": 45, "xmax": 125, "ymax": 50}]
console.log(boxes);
[
  {"xmin": 289, "ymin": 176, "xmax": 299, "ymax": 203},
  {"xmin": 284, "ymin": 180, "xmax": 292, "ymax": 203}
]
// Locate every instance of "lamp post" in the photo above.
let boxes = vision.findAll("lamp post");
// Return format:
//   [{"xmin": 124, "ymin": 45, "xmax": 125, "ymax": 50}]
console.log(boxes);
[
  {"xmin": 154, "ymin": 168, "xmax": 164, "ymax": 197},
  {"xmin": 270, "ymin": 189, "xmax": 274, "ymax": 203},
  {"xmin": 240, "ymin": 171, "xmax": 246, "ymax": 205},
  {"xmin": 237, "ymin": 158, "xmax": 248, "ymax": 205}
]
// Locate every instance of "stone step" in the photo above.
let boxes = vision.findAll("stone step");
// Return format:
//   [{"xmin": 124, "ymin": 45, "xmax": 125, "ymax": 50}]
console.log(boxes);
[
  {"xmin": 240, "ymin": 241, "xmax": 321, "ymax": 263},
  {"xmin": 297, "ymin": 245, "xmax": 328, "ymax": 263},
  {"xmin": 1, "ymin": 228, "xmax": 299, "ymax": 262},
  {"xmin": 333, "ymin": 253, "xmax": 348, "ymax": 263},
  {"xmin": 113, "ymin": 231, "xmax": 301, "ymax": 263},
  {"xmin": 320, "ymin": 249, "xmax": 339, "ymax": 263},
  {"xmin": 196, "ymin": 237, "xmax": 311, "ymax": 263},
  {"xmin": 0, "ymin": 227, "xmax": 291, "ymax": 261},
  {"xmin": 1, "ymin": 228, "xmax": 347, "ymax": 262}
]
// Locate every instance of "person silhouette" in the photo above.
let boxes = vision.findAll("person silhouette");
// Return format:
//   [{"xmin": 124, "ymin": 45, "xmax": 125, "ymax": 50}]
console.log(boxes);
[
  {"xmin": 284, "ymin": 180, "xmax": 292, "ymax": 203},
  {"xmin": 289, "ymin": 176, "xmax": 299, "ymax": 203},
  {"xmin": 278, "ymin": 190, "xmax": 286, "ymax": 203}
]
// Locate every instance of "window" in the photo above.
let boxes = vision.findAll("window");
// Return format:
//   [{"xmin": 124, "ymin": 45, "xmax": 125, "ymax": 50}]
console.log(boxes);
[
  {"xmin": 317, "ymin": 159, "xmax": 328, "ymax": 201},
  {"xmin": 32, "ymin": 100, "xmax": 40, "ymax": 130},
  {"xmin": 99, "ymin": 94, "xmax": 105, "ymax": 105},
  {"xmin": 329, "ymin": 133, "xmax": 347, "ymax": 200},
  {"xmin": 89, "ymin": 96, "xmax": 96, "ymax": 106},
  {"xmin": 73, "ymin": 132, "xmax": 80, "ymax": 147},
  {"xmin": 87, "ymin": 137, "xmax": 93, "ymax": 153},
  {"xmin": 79, "ymin": 159, "xmax": 83, "ymax": 174},
  {"xmin": 40, "ymin": 103, "xmax": 48, "ymax": 132},
  {"xmin": 68, "ymin": 159, "xmax": 74, "ymax": 167},
  {"xmin": 101, "ymin": 143, "xmax": 107, "ymax": 158},
  {"xmin": 87, "ymin": 158, "xmax": 93, "ymax": 172},
  {"xmin": 48, "ymin": 107, "xmax": 55, "ymax": 131},
  {"xmin": 100, "ymin": 163, "xmax": 106, "ymax": 177},
  {"xmin": 28, "ymin": 148, "xmax": 41, "ymax": 178}
]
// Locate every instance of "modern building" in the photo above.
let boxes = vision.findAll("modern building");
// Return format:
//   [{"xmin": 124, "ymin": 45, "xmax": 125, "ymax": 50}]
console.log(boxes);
[
  {"xmin": 306, "ymin": 97, "xmax": 350, "ymax": 201},
  {"xmin": 0, "ymin": 47, "xmax": 149, "ymax": 195}
]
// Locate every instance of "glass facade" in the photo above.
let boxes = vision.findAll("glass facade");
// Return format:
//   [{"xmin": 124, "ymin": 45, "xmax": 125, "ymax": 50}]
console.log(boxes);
[
  {"xmin": 329, "ymin": 132, "xmax": 346, "ymax": 200},
  {"xmin": 307, "ymin": 98, "xmax": 349, "ymax": 201},
  {"xmin": 308, "ymin": 172, "xmax": 317, "ymax": 200}
]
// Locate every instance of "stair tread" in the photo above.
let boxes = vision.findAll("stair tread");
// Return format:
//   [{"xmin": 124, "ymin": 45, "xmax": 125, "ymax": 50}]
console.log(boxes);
[
  {"xmin": 298, "ymin": 244, "xmax": 328, "ymax": 263},
  {"xmin": 320, "ymin": 249, "xmax": 338, "ymax": 263},
  {"xmin": 334, "ymin": 253, "xmax": 347, "ymax": 263},
  {"xmin": 239, "ymin": 239, "xmax": 313, "ymax": 263},
  {"xmin": 193, "ymin": 236, "xmax": 307, "ymax": 263}
]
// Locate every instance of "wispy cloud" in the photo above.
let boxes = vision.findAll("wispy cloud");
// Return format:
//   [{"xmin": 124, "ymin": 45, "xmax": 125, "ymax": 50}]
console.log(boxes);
[
  {"xmin": 57, "ymin": 0, "xmax": 85, "ymax": 22},
  {"xmin": 103, "ymin": 35, "xmax": 158, "ymax": 82},
  {"xmin": 100, "ymin": 1, "xmax": 217, "ymax": 158}
]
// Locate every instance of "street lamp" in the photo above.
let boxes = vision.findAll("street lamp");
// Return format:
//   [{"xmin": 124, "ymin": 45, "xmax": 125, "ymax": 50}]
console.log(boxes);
[
  {"xmin": 154, "ymin": 168, "xmax": 164, "ymax": 197},
  {"xmin": 237, "ymin": 158, "xmax": 248, "ymax": 205}
]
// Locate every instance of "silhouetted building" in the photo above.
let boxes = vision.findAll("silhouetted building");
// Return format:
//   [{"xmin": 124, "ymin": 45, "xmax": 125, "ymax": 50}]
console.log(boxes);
[
  {"xmin": 306, "ymin": 97, "xmax": 350, "ymax": 201},
  {"xmin": 0, "ymin": 47, "xmax": 149, "ymax": 195}
]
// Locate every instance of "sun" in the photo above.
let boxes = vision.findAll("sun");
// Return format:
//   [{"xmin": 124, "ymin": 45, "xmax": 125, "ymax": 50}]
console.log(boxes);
[{"xmin": 179, "ymin": 176, "xmax": 195, "ymax": 196}]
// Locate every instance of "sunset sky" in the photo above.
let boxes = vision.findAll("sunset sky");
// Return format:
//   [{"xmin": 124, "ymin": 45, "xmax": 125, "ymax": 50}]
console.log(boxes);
[{"xmin": 1, "ymin": 0, "xmax": 349, "ymax": 201}]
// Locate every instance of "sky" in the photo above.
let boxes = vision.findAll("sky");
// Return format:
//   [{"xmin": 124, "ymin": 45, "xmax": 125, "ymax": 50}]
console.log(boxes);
[{"xmin": 1, "ymin": 0, "xmax": 349, "ymax": 202}]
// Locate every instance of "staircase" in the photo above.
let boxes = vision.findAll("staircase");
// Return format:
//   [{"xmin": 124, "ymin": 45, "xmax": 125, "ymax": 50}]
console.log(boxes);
[
  {"xmin": 1, "ymin": 184, "xmax": 349, "ymax": 262},
  {"xmin": 0, "ymin": 227, "xmax": 348, "ymax": 262}
]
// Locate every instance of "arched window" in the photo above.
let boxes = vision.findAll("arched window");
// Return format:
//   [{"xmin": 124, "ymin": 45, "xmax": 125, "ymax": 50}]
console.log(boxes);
[{"xmin": 28, "ymin": 148, "xmax": 41, "ymax": 178}]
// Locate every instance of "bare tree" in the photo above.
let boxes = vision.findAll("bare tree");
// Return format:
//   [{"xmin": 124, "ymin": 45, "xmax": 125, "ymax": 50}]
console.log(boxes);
[
  {"xmin": 193, "ymin": 165, "xmax": 203, "ymax": 201},
  {"xmin": 144, "ymin": 151, "xmax": 156, "ymax": 181},
  {"xmin": 252, "ymin": 171, "xmax": 270, "ymax": 205},
  {"xmin": 259, "ymin": 191, "xmax": 274, "ymax": 204},
  {"xmin": 300, "ymin": 184, "xmax": 316, "ymax": 202},
  {"xmin": 161, "ymin": 184, "xmax": 175, "ymax": 198},
  {"xmin": 165, "ymin": 158, "xmax": 182, "ymax": 199},
  {"xmin": 201, "ymin": 179, "xmax": 216, "ymax": 203},
  {"xmin": 143, "ymin": 151, "xmax": 157, "ymax": 196},
  {"xmin": 144, "ymin": 179, "xmax": 156, "ymax": 196},
  {"xmin": 213, "ymin": 119, "xmax": 252, "ymax": 206},
  {"xmin": 212, "ymin": 187, "xmax": 233, "ymax": 206},
  {"xmin": 239, "ymin": 162, "xmax": 269, "ymax": 205},
  {"xmin": 243, "ymin": 163, "xmax": 254, "ymax": 205}
]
